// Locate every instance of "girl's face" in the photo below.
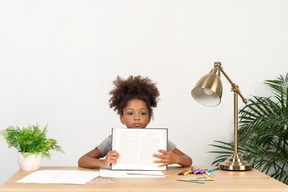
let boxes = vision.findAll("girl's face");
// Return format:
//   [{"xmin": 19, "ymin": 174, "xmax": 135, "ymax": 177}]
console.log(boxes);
[{"xmin": 120, "ymin": 99, "xmax": 151, "ymax": 128}]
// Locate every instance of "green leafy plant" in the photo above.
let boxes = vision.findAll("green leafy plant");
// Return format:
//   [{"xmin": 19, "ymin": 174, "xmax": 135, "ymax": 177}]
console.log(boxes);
[
  {"xmin": 209, "ymin": 73, "xmax": 288, "ymax": 184},
  {"xmin": 0, "ymin": 124, "xmax": 64, "ymax": 159}
]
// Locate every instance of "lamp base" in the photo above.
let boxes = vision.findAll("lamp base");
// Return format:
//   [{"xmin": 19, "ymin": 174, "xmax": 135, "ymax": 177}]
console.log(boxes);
[{"xmin": 219, "ymin": 153, "xmax": 252, "ymax": 171}]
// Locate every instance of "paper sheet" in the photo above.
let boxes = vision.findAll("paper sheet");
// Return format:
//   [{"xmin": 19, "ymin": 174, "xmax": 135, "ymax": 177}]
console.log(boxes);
[
  {"xmin": 17, "ymin": 170, "xmax": 100, "ymax": 184},
  {"xmin": 99, "ymin": 169, "xmax": 165, "ymax": 178}
]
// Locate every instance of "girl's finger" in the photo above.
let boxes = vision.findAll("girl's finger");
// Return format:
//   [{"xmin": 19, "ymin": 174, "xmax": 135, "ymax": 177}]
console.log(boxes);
[
  {"xmin": 153, "ymin": 154, "xmax": 163, "ymax": 158},
  {"xmin": 158, "ymin": 149, "xmax": 167, "ymax": 154}
]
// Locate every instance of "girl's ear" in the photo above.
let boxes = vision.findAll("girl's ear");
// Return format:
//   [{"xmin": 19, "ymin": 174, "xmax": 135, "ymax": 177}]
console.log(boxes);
[{"xmin": 120, "ymin": 115, "xmax": 125, "ymax": 125}]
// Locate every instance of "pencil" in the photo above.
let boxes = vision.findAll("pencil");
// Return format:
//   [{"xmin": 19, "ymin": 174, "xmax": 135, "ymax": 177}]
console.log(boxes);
[{"xmin": 127, "ymin": 173, "xmax": 165, "ymax": 176}]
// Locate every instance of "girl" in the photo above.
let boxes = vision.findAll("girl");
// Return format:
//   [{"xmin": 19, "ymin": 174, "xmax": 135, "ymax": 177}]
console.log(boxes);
[{"xmin": 78, "ymin": 76, "xmax": 192, "ymax": 168}]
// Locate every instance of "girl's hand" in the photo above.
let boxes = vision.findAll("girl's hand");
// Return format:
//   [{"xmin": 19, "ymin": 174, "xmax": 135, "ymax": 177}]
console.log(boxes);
[
  {"xmin": 152, "ymin": 149, "xmax": 178, "ymax": 167},
  {"xmin": 103, "ymin": 150, "xmax": 119, "ymax": 168}
]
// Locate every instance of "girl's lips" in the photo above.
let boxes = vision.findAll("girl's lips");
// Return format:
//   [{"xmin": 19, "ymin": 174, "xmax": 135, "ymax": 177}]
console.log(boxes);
[{"xmin": 133, "ymin": 123, "xmax": 141, "ymax": 127}]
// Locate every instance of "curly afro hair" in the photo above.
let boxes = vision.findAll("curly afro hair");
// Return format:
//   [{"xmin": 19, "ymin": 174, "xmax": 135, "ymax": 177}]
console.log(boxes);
[{"xmin": 109, "ymin": 75, "xmax": 160, "ymax": 116}]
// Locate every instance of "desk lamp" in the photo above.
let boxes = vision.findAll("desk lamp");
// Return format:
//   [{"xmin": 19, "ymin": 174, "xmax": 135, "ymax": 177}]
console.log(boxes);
[{"xmin": 191, "ymin": 62, "xmax": 252, "ymax": 171}]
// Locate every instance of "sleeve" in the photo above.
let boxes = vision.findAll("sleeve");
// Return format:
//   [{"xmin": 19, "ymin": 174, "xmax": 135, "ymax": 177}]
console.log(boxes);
[
  {"xmin": 96, "ymin": 135, "xmax": 112, "ymax": 158},
  {"xmin": 168, "ymin": 140, "xmax": 176, "ymax": 151}
]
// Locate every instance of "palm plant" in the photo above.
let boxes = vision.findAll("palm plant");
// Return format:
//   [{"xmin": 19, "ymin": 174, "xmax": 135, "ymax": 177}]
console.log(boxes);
[{"xmin": 209, "ymin": 73, "xmax": 288, "ymax": 184}]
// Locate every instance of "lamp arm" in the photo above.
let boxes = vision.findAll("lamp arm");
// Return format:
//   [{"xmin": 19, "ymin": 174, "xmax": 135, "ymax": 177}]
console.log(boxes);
[{"xmin": 214, "ymin": 62, "xmax": 247, "ymax": 104}]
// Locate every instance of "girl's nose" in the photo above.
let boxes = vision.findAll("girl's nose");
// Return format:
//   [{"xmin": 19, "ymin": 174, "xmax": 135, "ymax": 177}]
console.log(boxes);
[{"xmin": 134, "ymin": 114, "xmax": 140, "ymax": 120}]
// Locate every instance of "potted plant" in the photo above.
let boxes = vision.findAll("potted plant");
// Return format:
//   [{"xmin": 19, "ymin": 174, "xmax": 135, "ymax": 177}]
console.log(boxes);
[
  {"xmin": 0, "ymin": 124, "xmax": 64, "ymax": 171},
  {"xmin": 209, "ymin": 73, "xmax": 288, "ymax": 184}
]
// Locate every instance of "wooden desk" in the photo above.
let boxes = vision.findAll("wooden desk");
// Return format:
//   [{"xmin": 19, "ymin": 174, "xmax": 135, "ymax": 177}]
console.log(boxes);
[{"xmin": 1, "ymin": 166, "xmax": 287, "ymax": 192}]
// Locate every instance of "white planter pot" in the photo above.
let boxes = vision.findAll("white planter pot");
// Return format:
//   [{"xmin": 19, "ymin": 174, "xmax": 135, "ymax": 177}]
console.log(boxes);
[{"xmin": 17, "ymin": 152, "xmax": 42, "ymax": 171}]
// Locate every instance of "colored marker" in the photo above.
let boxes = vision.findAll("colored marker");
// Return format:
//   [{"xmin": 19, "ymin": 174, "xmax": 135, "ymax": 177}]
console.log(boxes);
[
  {"xmin": 178, "ymin": 170, "xmax": 187, "ymax": 175},
  {"xmin": 182, "ymin": 170, "xmax": 190, "ymax": 175},
  {"xmin": 192, "ymin": 168, "xmax": 199, "ymax": 174},
  {"xmin": 193, "ymin": 169, "xmax": 200, "ymax": 175},
  {"xmin": 183, "ymin": 170, "xmax": 192, "ymax": 176},
  {"xmin": 207, "ymin": 167, "xmax": 219, "ymax": 173},
  {"xmin": 200, "ymin": 169, "xmax": 208, "ymax": 174},
  {"xmin": 196, "ymin": 169, "xmax": 203, "ymax": 175}
]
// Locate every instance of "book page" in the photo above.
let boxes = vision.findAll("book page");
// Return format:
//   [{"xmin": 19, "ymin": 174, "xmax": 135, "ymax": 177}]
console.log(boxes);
[
  {"xmin": 112, "ymin": 128, "xmax": 140, "ymax": 170},
  {"xmin": 111, "ymin": 128, "xmax": 167, "ymax": 170},
  {"xmin": 139, "ymin": 129, "xmax": 167, "ymax": 170}
]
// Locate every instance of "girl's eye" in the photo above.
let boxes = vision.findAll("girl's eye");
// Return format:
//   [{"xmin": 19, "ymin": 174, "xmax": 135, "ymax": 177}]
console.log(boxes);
[
  {"xmin": 128, "ymin": 112, "xmax": 133, "ymax": 115},
  {"xmin": 141, "ymin": 112, "xmax": 147, "ymax": 115}
]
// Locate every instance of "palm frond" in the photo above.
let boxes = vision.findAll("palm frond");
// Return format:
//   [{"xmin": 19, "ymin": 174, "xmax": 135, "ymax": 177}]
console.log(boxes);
[{"xmin": 209, "ymin": 73, "xmax": 288, "ymax": 184}]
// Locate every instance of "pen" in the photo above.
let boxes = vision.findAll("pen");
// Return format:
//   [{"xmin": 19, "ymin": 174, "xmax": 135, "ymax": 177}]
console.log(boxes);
[{"xmin": 207, "ymin": 167, "xmax": 219, "ymax": 173}]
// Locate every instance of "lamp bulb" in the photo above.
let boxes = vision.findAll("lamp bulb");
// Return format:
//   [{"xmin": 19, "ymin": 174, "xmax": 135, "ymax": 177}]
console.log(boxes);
[{"xmin": 204, "ymin": 88, "xmax": 213, "ymax": 95}]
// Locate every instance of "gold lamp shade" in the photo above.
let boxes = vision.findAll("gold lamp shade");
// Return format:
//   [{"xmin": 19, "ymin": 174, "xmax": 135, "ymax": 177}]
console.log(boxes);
[{"xmin": 191, "ymin": 67, "xmax": 223, "ymax": 107}]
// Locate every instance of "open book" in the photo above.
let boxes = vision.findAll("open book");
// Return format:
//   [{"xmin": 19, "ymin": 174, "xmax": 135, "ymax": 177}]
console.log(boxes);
[{"xmin": 111, "ymin": 128, "xmax": 168, "ymax": 171}]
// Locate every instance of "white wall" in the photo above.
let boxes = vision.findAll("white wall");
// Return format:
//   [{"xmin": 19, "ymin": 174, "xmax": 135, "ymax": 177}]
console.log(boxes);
[{"xmin": 0, "ymin": 0, "xmax": 287, "ymax": 185}]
